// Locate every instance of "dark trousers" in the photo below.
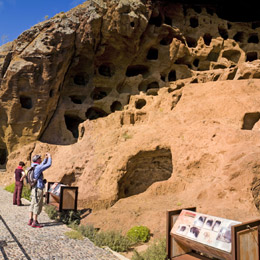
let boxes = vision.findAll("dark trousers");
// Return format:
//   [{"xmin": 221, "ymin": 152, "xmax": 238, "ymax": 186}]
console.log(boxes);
[{"xmin": 13, "ymin": 181, "xmax": 23, "ymax": 205}]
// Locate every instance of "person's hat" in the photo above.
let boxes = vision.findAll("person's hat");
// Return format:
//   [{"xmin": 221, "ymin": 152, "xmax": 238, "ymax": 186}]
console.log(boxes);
[{"xmin": 32, "ymin": 154, "xmax": 41, "ymax": 162}]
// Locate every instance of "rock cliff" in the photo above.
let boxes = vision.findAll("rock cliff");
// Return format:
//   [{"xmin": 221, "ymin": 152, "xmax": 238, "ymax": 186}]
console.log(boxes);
[{"xmin": 1, "ymin": 0, "xmax": 260, "ymax": 238}]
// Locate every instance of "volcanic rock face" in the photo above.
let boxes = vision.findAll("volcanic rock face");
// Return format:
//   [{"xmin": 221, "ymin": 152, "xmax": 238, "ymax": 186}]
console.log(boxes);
[{"xmin": 1, "ymin": 0, "xmax": 260, "ymax": 237}]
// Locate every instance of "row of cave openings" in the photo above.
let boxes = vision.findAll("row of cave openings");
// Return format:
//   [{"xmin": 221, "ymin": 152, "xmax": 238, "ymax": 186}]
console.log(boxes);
[
  {"xmin": 149, "ymin": 4, "xmax": 260, "ymax": 63},
  {"xmin": 64, "ymin": 98, "xmax": 147, "ymax": 139},
  {"xmin": 0, "ymin": 113, "xmax": 258, "ymax": 170}
]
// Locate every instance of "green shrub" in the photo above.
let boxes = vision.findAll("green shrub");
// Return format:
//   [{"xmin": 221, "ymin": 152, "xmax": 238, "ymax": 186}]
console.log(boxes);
[
  {"xmin": 127, "ymin": 226, "xmax": 151, "ymax": 244},
  {"xmin": 44, "ymin": 204, "xmax": 58, "ymax": 220},
  {"xmin": 65, "ymin": 230, "xmax": 84, "ymax": 240},
  {"xmin": 94, "ymin": 230, "xmax": 131, "ymax": 252},
  {"xmin": 59, "ymin": 210, "xmax": 81, "ymax": 225},
  {"xmin": 131, "ymin": 238, "xmax": 168, "ymax": 260},
  {"xmin": 77, "ymin": 224, "xmax": 97, "ymax": 242},
  {"xmin": 4, "ymin": 183, "xmax": 31, "ymax": 201}
]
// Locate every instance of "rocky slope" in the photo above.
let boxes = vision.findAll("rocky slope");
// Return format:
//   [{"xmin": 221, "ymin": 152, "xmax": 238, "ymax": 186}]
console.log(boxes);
[{"xmin": 1, "ymin": 0, "xmax": 260, "ymax": 238}]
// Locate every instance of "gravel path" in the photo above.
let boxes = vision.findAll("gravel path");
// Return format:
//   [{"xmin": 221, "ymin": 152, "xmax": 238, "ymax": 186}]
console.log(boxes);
[{"xmin": 0, "ymin": 186, "xmax": 121, "ymax": 260}]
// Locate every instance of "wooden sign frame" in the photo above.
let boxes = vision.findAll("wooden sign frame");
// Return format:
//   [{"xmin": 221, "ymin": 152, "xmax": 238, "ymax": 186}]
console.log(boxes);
[
  {"xmin": 46, "ymin": 181, "xmax": 78, "ymax": 212},
  {"xmin": 166, "ymin": 208, "xmax": 260, "ymax": 260}
]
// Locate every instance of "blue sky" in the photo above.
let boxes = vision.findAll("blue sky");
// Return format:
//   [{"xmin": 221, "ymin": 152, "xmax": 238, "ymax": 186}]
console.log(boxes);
[{"xmin": 0, "ymin": 0, "xmax": 86, "ymax": 46}]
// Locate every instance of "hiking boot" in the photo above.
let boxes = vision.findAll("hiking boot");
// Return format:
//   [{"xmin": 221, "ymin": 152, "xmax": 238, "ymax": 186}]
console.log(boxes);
[
  {"xmin": 31, "ymin": 221, "xmax": 43, "ymax": 228},
  {"xmin": 28, "ymin": 219, "xmax": 33, "ymax": 226}
]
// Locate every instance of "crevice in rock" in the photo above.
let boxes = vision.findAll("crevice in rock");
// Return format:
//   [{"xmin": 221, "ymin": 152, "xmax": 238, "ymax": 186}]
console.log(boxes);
[
  {"xmin": 241, "ymin": 112, "xmax": 260, "ymax": 130},
  {"xmin": 1, "ymin": 52, "xmax": 13, "ymax": 78},
  {"xmin": 118, "ymin": 148, "xmax": 173, "ymax": 199}
]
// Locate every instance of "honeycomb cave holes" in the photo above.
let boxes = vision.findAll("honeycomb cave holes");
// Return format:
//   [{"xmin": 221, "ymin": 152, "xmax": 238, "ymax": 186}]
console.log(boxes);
[
  {"xmin": 91, "ymin": 87, "xmax": 112, "ymax": 100},
  {"xmin": 20, "ymin": 95, "xmax": 33, "ymax": 109},
  {"xmin": 98, "ymin": 63, "xmax": 115, "ymax": 77},
  {"xmin": 64, "ymin": 114, "xmax": 84, "ymax": 139},
  {"xmin": 110, "ymin": 101, "xmax": 122, "ymax": 112},
  {"xmin": 147, "ymin": 47, "xmax": 158, "ymax": 60},
  {"xmin": 118, "ymin": 148, "xmax": 173, "ymax": 199},
  {"xmin": 241, "ymin": 112, "xmax": 260, "ymax": 130},
  {"xmin": 126, "ymin": 65, "xmax": 149, "ymax": 78},
  {"xmin": 135, "ymin": 99, "xmax": 146, "ymax": 109},
  {"xmin": 86, "ymin": 107, "xmax": 108, "ymax": 120}
]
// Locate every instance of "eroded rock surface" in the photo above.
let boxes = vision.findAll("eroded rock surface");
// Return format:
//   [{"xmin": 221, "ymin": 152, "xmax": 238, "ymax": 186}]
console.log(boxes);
[{"xmin": 1, "ymin": 0, "xmax": 260, "ymax": 238}]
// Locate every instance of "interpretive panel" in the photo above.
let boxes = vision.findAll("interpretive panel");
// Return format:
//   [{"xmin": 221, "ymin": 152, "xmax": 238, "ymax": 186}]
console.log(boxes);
[
  {"xmin": 48, "ymin": 182, "xmax": 66, "ymax": 197},
  {"xmin": 171, "ymin": 210, "xmax": 241, "ymax": 253}
]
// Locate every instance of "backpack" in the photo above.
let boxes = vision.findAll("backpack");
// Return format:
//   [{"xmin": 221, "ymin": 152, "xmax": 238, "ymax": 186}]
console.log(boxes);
[{"xmin": 26, "ymin": 166, "xmax": 37, "ymax": 188}]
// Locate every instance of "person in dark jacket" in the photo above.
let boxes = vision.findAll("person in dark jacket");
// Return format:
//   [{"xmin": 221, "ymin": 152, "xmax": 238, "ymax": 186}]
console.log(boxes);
[{"xmin": 13, "ymin": 161, "xmax": 26, "ymax": 206}]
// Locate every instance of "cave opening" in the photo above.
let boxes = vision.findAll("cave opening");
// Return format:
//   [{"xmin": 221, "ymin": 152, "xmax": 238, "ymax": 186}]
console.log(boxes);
[
  {"xmin": 98, "ymin": 63, "xmax": 115, "ymax": 77},
  {"xmin": 135, "ymin": 99, "xmax": 146, "ymax": 109},
  {"xmin": 110, "ymin": 101, "xmax": 122, "ymax": 112},
  {"xmin": 147, "ymin": 47, "xmax": 158, "ymax": 60},
  {"xmin": 242, "ymin": 112, "xmax": 260, "ymax": 130},
  {"xmin": 126, "ymin": 65, "xmax": 149, "ymax": 77},
  {"xmin": 168, "ymin": 70, "xmax": 176, "ymax": 81},
  {"xmin": 86, "ymin": 107, "xmax": 108, "ymax": 120},
  {"xmin": 74, "ymin": 74, "xmax": 86, "ymax": 85},
  {"xmin": 118, "ymin": 148, "xmax": 173, "ymax": 199},
  {"xmin": 0, "ymin": 148, "xmax": 7, "ymax": 167},
  {"xmin": 246, "ymin": 52, "xmax": 258, "ymax": 62},
  {"xmin": 91, "ymin": 87, "xmax": 111, "ymax": 100},
  {"xmin": 20, "ymin": 96, "xmax": 33, "ymax": 109},
  {"xmin": 69, "ymin": 95, "xmax": 86, "ymax": 104},
  {"xmin": 64, "ymin": 114, "xmax": 84, "ymax": 139}
]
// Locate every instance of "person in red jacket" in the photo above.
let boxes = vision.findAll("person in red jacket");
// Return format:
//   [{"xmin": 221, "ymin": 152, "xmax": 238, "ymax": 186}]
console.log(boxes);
[{"xmin": 13, "ymin": 161, "xmax": 26, "ymax": 206}]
